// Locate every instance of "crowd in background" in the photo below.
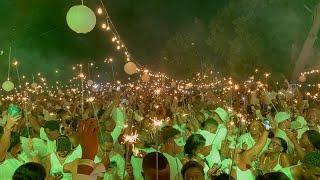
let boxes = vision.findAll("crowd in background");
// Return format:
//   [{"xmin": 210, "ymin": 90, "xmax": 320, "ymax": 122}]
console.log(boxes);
[{"xmin": 0, "ymin": 79, "xmax": 320, "ymax": 180}]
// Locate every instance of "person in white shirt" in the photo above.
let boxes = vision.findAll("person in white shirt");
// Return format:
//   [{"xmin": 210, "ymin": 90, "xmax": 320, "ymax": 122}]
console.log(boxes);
[
  {"xmin": 196, "ymin": 118, "xmax": 221, "ymax": 167},
  {"xmin": 212, "ymin": 107, "xmax": 228, "ymax": 150},
  {"xmin": 28, "ymin": 113, "xmax": 61, "ymax": 155},
  {"xmin": 97, "ymin": 133, "xmax": 127, "ymax": 179},
  {"xmin": 274, "ymin": 112, "xmax": 294, "ymax": 155},
  {"xmin": 238, "ymin": 119, "xmax": 270, "ymax": 157},
  {"xmin": 160, "ymin": 127, "xmax": 185, "ymax": 180}
]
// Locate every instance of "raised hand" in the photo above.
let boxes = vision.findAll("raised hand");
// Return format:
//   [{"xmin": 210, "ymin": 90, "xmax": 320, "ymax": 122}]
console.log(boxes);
[
  {"xmin": 78, "ymin": 118, "xmax": 100, "ymax": 160},
  {"xmin": 5, "ymin": 113, "xmax": 21, "ymax": 130}
]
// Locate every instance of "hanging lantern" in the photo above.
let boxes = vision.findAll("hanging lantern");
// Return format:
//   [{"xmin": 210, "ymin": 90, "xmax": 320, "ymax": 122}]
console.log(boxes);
[
  {"xmin": 141, "ymin": 74, "xmax": 150, "ymax": 82},
  {"xmin": 124, "ymin": 62, "xmax": 137, "ymax": 75},
  {"xmin": 171, "ymin": 81, "xmax": 176, "ymax": 87},
  {"xmin": 87, "ymin": 80, "xmax": 94, "ymax": 86},
  {"xmin": 66, "ymin": 5, "xmax": 96, "ymax": 34},
  {"xmin": 31, "ymin": 83, "xmax": 38, "ymax": 88},
  {"xmin": 298, "ymin": 75, "xmax": 306, "ymax": 82},
  {"xmin": 2, "ymin": 80, "xmax": 14, "ymax": 92}
]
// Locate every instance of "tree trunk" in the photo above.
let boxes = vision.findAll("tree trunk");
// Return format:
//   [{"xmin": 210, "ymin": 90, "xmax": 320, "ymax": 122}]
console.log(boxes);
[{"xmin": 291, "ymin": 3, "xmax": 320, "ymax": 82}]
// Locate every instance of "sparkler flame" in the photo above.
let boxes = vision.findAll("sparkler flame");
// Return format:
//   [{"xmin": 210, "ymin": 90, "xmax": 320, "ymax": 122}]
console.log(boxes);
[
  {"xmin": 86, "ymin": 97, "xmax": 95, "ymax": 102},
  {"xmin": 123, "ymin": 131, "xmax": 139, "ymax": 144}
]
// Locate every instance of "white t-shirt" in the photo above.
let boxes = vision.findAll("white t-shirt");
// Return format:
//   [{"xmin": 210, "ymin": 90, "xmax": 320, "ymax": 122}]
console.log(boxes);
[
  {"xmin": 163, "ymin": 153, "xmax": 183, "ymax": 180},
  {"xmin": 40, "ymin": 127, "xmax": 57, "ymax": 154},
  {"xmin": 0, "ymin": 153, "xmax": 28, "ymax": 180},
  {"xmin": 20, "ymin": 137, "xmax": 47, "ymax": 165}
]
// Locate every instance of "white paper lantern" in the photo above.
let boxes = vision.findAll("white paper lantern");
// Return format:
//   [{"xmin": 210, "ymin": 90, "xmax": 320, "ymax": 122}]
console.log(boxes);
[
  {"xmin": 171, "ymin": 81, "xmax": 176, "ymax": 87},
  {"xmin": 87, "ymin": 80, "xmax": 94, "ymax": 86},
  {"xmin": 31, "ymin": 83, "xmax": 37, "ymax": 88},
  {"xmin": 2, "ymin": 81, "xmax": 14, "ymax": 92},
  {"xmin": 141, "ymin": 74, "xmax": 150, "ymax": 82},
  {"xmin": 298, "ymin": 75, "xmax": 306, "ymax": 82},
  {"xmin": 66, "ymin": 5, "xmax": 96, "ymax": 34},
  {"xmin": 124, "ymin": 62, "xmax": 137, "ymax": 75}
]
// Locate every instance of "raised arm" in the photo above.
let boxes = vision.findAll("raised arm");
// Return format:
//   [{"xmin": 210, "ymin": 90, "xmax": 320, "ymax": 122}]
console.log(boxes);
[
  {"xmin": 0, "ymin": 114, "xmax": 20, "ymax": 163},
  {"xmin": 241, "ymin": 130, "xmax": 269, "ymax": 164},
  {"xmin": 27, "ymin": 113, "xmax": 41, "ymax": 133}
]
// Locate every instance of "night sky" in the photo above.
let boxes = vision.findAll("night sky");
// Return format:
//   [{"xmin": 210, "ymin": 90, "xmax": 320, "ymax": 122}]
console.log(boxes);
[{"xmin": 0, "ymin": 0, "xmax": 228, "ymax": 84}]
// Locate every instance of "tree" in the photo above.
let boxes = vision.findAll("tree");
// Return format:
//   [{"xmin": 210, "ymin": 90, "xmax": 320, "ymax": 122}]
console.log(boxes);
[
  {"xmin": 291, "ymin": 2, "xmax": 320, "ymax": 82},
  {"xmin": 206, "ymin": 0, "xmax": 319, "ymax": 81}
]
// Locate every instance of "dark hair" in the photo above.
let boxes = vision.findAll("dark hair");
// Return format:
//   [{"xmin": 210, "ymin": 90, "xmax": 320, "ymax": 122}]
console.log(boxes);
[
  {"xmin": 8, "ymin": 132, "xmax": 21, "ymax": 152},
  {"xmin": 44, "ymin": 121, "xmax": 60, "ymax": 131},
  {"xmin": 303, "ymin": 151, "xmax": 320, "ymax": 168},
  {"xmin": 162, "ymin": 127, "xmax": 180, "ymax": 143},
  {"xmin": 212, "ymin": 173, "xmax": 235, "ymax": 180},
  {"xmin": 13, "ymin": 162, "xmax": 46, "ymax": 180},
  {"xmin": 275, "ymin": 137, "xmax": 287, "ymax": 153},
  {"xmin": 56, "ymin": 135, "xmax": 72, "ymax": 152},
  {"xmin": 97, "ymin": 109, "xmax": 105, "ymax": 119},
  {"xmin": 204, "ymin": 118, "xmax": 218, "ymax": 128},
  {"xmin": 181, "ymin": 161, "xmax": 204, "ymax": 180},
  {"xmin": 184, "ymin": 134, "xmax": 206, "ymax": 157},
  {"xmin": 256, "ymin": 172, "xmax": 290, "ymax": 180},
  {"xmin": 142, "ymin": 152, "xmax": 168, "ymax": 171},
  {"xmin": 57, "ymin": 109, "xmax": 68, "ymax": 119},
  {"xmin": 305, "ymin": 130, "xmax": 320, "ymax": 150},
  {"xmin": 0, "ymin": 126, "xmax": 3, "ymax": 138}
]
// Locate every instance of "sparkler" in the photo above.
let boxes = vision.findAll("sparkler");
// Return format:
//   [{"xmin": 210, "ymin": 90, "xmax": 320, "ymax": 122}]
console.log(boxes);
[{"xmin": 122, "ymin": 130, "xmax": 139, "ymax": 179}]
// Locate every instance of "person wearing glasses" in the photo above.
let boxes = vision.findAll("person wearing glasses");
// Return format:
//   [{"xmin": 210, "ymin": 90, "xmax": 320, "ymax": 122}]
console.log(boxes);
[
  {"xmin": 45, "ymin": 135, "xmax": 79, "ymax": 180},
  {"xmin": 258, "ymin": 137, "xmax": 291, "ymax": 174}
]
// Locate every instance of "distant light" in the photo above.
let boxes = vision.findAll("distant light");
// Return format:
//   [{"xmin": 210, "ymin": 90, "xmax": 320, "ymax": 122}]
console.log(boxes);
[
  {"xmin": 102, "ymin": 23, "xmax": 106, "ymax": 29},
  {"xmin": 97, "ymin": 8, "xmax": 103, "ymax": 14},
  {"xmin": 55, "ymin": 70, "xmax": 59, "ymax": 73}
]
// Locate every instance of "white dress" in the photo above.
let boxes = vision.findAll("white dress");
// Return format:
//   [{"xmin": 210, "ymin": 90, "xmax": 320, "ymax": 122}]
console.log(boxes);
[
  {"xmin": 49, "ymin": 152, "xmax": 79, "ymax": 180},
  {"xmin": 0, "ymin": 153, "xmax": 27, "ymax": 180}
]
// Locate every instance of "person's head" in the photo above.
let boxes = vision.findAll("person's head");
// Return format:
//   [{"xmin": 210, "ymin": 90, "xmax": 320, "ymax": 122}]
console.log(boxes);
[
  {"xmin": 43, "ymin": 120, "xmax": 61, "ymax": 141},
  {"xmin": 195, "ymin": 112, "xmax": 205, "ymax": 124},
  {"xmin": 57, "ymin": 109, "xmax": 71, "ymax": 122},
  {"xmin": 103, "ymin": 118, "xmax": 116, "ymax": 133},
  {"xmin": 181, "ymin": 161, "xmax": 204, "ymax": 180},
  {"xmin": 8, "ymin": 132, "xmax": 22, "ymax": 156},
  {"xmin": 142, "ymin": 152, "xmax": 170, "ymax": 180},
  {"xmin": 213, "ymin": 107, "xmax": 228, "ymax": 123},
  {"xmin": 56, "ymin": 135, "xmax": 72, "ymax": 157},
  {"xmin": 12, "ymin": 162, "xmax": 46, "ymax": 180},
  {"xmin": 249, "ymin": 120, "xmax": 263, "ymax": 136},
  {"xmin": 268, "ymin": 137, "xmax": 287, "ymax": 154},
  {"xmin": 300, "ymin": 130, "xmax": 320, "ymax": 150},
  {"xmin": 203, "ymin": 118, "xmax": 219, "ymax": 134},
  {"xmin": 256, "ymin": 172, "xmax": 290, "ymax": 180},
  {"xmin": 99, "ymin": 133, "xmax": 114, "ymax": 154},
  {"xmin": 95, "ymin": 98, "xmax": 103, "ymax": 108},
  {"xmin": 162, "ymin": 127, "xmax": 184, "ymax": 155},
  {"xmin": 184, "ymin": 134, "xmax": 206, "ymax": 157},
  {"xmin": 301, "ymin": 151, "xmax": 320, "ymax": 180}
]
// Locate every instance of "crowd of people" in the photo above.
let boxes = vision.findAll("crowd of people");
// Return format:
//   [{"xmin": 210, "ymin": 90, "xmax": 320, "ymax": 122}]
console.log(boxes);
[{"xmin": 0, "ymin": 79, "xmax": 320, "ymax": 180}]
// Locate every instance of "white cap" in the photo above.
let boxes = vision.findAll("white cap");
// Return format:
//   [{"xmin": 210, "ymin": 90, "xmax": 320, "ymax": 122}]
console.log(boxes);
[{"xmin": 275, "ymin": 112, "xmax": 290, "ymax": 124}]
